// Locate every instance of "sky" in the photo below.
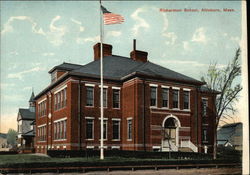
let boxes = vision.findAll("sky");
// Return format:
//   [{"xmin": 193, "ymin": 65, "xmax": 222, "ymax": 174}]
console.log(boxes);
[{"xmin": 0, "ymin": 1, "xmax": 244, "ymax": 133}]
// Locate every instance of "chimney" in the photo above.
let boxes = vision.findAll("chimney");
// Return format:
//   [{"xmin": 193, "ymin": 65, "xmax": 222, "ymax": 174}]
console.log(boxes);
[
  {"xmin": 130, "ymin": 39, "xmax": 148, "ymax": 62},
  {"xmin": 93, "ymin": 43, "xmax": 113, "ymax": 61}
]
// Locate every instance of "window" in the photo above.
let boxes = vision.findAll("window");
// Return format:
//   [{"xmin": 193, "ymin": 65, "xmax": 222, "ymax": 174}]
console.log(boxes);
[
  {"xmin": 162, "ymin": 88, "xmax": 169, "ymax": 108},
  {"xmin": 183, "ymin": 91, "xmax": 190, "ymax": 110},
  {"xmin": 202, "ymin": 98, "xmax": 208, "ymax": 116},
  {"xmin": 173, "ymin": 89, "xmax": 179, "ymax": 109},
  {"xmin": 54, "ymin": 95, "xmax": 57, "ymax": 110},
  {"xmin": 38, "ymin": 125, "xmax": 46, "ymax": 141},
  {"xmin": 202, "ymin": 129, "xmax": 208, "ymax": 142},
  {"xmin": 112, "ymin": 120, "xmax": 120, "ymax": 140},
  {"xmin": 54, "ymin": 123, "xmax": 56, "ymax": 139},
  {"xmin": 86, "ymin": 119, "xmax": 94, "ymax": 139},
  {"xmin": 51, "ymin": 71, "xmax": 56, "ymax": 83},
  {"xmin": 53, "ymin": 119, "xmax": 67, "ymax": 140},
  {"xmin": 58, "ymin": 92, "xmax": 61, "ymax": 109},
  {"xmin": 113, "ymin": 89, "xmax": 120, "ymax": 108},
  {"xmin": 150, "ymin": 87, "xmax": 157, "ymax": 107},
  {"xmin": 48, "ymin": 123, "xmax": 51, "ymax": 136},
  {"xmin": 127, "ymin": 119, "xmax": 132, "ymax": 140},
  {"xmin": 38, "ymin": 100, "xmax": 47, "ymax": 117},
  {"xmin": 54, "ymin": 88, "xmax": 67, "ymax": 111},
  {"xmin": 100, "ymin": 88, "xmax": 107, "ymax": 108},
  {"xmin": 86, "ymin": 87, "xmax": 94, "ymax": 106},
  {"xmin": 100, "ymin": 120, "xmax": 107, "ymax": 140},
  {"xmin": 57, "ymin": 122, "xmax": 60, "ymax": 139},
  {"xmin": 63, "ymin": 88, "xmax": 67, "ymax": 106}
]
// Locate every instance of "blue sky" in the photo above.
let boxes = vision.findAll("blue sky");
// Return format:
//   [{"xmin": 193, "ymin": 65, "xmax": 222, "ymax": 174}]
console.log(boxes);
[{"xmin": 0, "ymin": 1, "xmax": 242, "ymax": 132}]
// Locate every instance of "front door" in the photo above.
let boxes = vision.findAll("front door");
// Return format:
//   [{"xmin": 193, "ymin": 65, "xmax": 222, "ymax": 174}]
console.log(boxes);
[{"xmin": 162, "ymin": 117, "xmax": 178, "ymax": 151}]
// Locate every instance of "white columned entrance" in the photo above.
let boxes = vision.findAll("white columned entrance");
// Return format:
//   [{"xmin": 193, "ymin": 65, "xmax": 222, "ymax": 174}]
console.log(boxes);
[{"xmin": 161, "ymin": 114, "xmax": 181, "ymax": 151}]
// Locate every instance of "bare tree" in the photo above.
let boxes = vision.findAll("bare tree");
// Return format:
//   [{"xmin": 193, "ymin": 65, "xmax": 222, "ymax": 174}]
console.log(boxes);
[{"xmin": 201, "ymin": 48, "xmax": 242, "ymax": 159}]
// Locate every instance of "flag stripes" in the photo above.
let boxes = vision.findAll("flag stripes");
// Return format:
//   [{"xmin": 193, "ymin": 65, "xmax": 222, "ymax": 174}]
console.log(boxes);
[
  {"xmin": 101, "ymin": 5, "xmax": 124, "ymax": 25},
  {"xmin": 103, "ymin": 13, "xmax": 124, "ymax": 25}
]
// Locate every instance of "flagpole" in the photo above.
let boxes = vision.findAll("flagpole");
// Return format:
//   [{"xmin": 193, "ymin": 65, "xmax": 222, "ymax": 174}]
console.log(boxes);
[{"xmin": 99, "ymin": 0, "xmax": 104, "ymax": 160}]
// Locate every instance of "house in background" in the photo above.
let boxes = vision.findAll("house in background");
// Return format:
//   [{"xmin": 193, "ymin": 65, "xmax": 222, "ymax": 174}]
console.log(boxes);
[
  {"xmin": 0, "ymin": 133, "xmax": 8, "ymax": 151},
  {"xmin": 34, "ymin": 41, "xmax": 218, "ymax": 154},
  {"xmin": 17, "ymin": 92, "xmax": 36, "ymax": 153},
  {"xmin": 217, "ymin": 122, "xmax": 242, "ymax": 151}
]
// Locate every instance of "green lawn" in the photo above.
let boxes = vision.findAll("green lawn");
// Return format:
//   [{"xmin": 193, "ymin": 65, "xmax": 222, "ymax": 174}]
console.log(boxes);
[{"xmin": 0, "ymin": 154, "xmax": 171, "ymax": 165}]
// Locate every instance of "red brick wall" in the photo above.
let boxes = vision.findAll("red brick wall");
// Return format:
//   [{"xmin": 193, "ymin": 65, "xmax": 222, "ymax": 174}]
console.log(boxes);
[{"xmin": 35, "ymin": 76, "xmax": 217, "ymax": 154}]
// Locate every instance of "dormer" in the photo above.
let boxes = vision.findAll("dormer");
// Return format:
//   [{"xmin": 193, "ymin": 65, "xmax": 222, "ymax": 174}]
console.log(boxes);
[{"xmin": 48, "ymin": 62, "xmax": 82, "ymax": 83}]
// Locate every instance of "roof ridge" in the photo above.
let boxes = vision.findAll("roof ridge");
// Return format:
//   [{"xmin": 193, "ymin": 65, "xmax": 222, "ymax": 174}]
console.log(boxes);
[{"xmin": 62, "ymin": 62, "xmax": 84, "ymax": 66}]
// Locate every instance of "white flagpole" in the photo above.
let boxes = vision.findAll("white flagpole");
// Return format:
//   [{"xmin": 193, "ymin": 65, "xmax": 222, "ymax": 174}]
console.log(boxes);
[{"xmin": 99, "ymin": 0, "xmax": 104, "ymax": 160}]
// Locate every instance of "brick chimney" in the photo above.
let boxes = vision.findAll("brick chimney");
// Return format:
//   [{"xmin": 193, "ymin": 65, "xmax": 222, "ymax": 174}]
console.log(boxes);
[
  {"xmin": 93, "ymin": 43, "xmax": 113, "ymax": 61},
  {"xmin": 130, "ymin": 39, "xmax": 148, "ymax": 62}
]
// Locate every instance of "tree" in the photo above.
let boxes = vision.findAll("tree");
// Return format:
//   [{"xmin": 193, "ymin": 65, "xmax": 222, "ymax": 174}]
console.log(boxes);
[
  {"xmin": 7, "ymin": 128, "xmax": 18, "ymax": 147},
  {"xmin": 201, "ymin": 48, "xmax": 242, "ymax": 159}
]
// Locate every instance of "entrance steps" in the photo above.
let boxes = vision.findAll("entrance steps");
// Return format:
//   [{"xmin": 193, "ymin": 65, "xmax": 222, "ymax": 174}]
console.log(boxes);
[{"xmin": 178, "ymin": 147, "xmax": 193, "ymax": 152}]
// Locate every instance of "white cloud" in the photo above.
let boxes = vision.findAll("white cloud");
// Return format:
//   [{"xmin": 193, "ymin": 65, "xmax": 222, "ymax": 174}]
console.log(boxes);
[
  {"xmin": 131, "ymin": 7, "xmax": 150, "ymax": 37},
  {"xmin": 46, "ymin": 16, "xmax": 67, "ymax": 46},
  {"xmin": 22, "ymin": 86, "xmax": 32, "ymax": 91},
  {"xmin": 161, "ymin": 13, "xmax": 177, "ymax": 45},
  {"xmin": 230, "ymin": 36, "xmax": 240, "ymax": 43},
  {"xmin": 8, "ymin": 51, "xmax": 19, "ymax": 56},
  {"xmin": 1, "ymin": 15, "xmax": 67, "ymax": 46},
  {"xmin": 191, "ymin": 27, "xmax": 207, "ymax": 43},
  {"xmin": 42, "ymin": 52, "xmax": 55, "ymax": 56},
  {"xmin": 159, "ymin": 59, "xmax": 226, "ymax": 69},
  {"xmin": 7, "ymin": 67, "xmax": 45, "ymax": 80},
  {"xmin": 0, "ymin": 83, "xmax": 15, "ymax": 89},
  {"xmin": 71, "ymin": 18, "xmax": 85, "ymax": 32},
  {"xmin": 164, "ymin": 32, "xmax": 177, "ymax": 45},
  {"xmin": 183, "ymin": 41, "xmax": 191, "ymax": 51},
  {"xmin": 76, "ymin": 35, "xmax": 100, "ymax": 44},
  {"xmin": 106, "ymin": 31, "xmax": 122, "ymax": 37},
  {"xmin": 1, "ymin": 16, "xmax": 45, "ymax": 35}
]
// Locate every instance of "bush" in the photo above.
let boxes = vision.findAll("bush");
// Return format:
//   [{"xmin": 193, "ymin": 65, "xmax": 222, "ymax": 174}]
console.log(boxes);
[
  {"xmin": 0, "ymin": 151, "xmax": 18, "ymax": 155},
  {"xmin": 47, "ymin": 150, "xmax": 212, "ymax": 160},
  {"xmin": 217, "ymin": 145, "xmax": 242, "ymax": 161}
]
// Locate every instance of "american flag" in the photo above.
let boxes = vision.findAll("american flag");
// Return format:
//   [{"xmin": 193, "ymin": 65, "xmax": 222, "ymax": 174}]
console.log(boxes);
[{"xmin": 101, "ymin": 5, "xmax": 124, "ymax": 25}]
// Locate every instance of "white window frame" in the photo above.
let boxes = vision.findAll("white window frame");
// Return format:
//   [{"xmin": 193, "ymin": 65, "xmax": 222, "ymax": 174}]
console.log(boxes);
[
  {"xmin": 98, "ymin": 118, "xmax": 108, "ymax": 140},
  {"xmin": 202, "ymin": 98, "xmax": 208, "ymax": 116},
  {"xmin": 112, "ymin": 88, "xmax": 120, "ymax": 109},
  {"xmin": 112, "ymin": 118, "xmax": 121, "ymax": 141},
  {"xmin": 127, "ymin": 118, "xmax": 132, "ymax": 141},
  {"xmin": 53, "ymin": 118, "xmax": 67, "ymax": 141},
  {"xmin": 86, "ymin": 86, "xmax": 94, "ymax": 107},
  {"xmin": 172, "ymin": 88, "xmax": 180, "ymax": 109},
  {"xmin": 161, "ymin": 87, "xmax": 169, "ymax": 108},
  {"xmin": 183, "ymin": 90, "xmax": 190, "ymax": 110},
  {"xmin": 86, "ymin": 117, "xmax": 94, "ymax": 140},
  {"xmin": 150, "ymin": 86, "xmax": 157, "ymax": 107},
  {"xmin": 99, "ymin": 86, "xmax": 108, "ymax": 108}
]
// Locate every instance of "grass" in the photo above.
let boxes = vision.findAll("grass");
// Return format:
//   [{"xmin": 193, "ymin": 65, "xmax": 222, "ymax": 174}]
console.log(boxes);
[
  {"xmin": 0, "ymin": 154, "xmax": 192, "ymax": 166},
  {"xmin": 0, "ymin": 153, "xmax": 238, "ymax": 168}
]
